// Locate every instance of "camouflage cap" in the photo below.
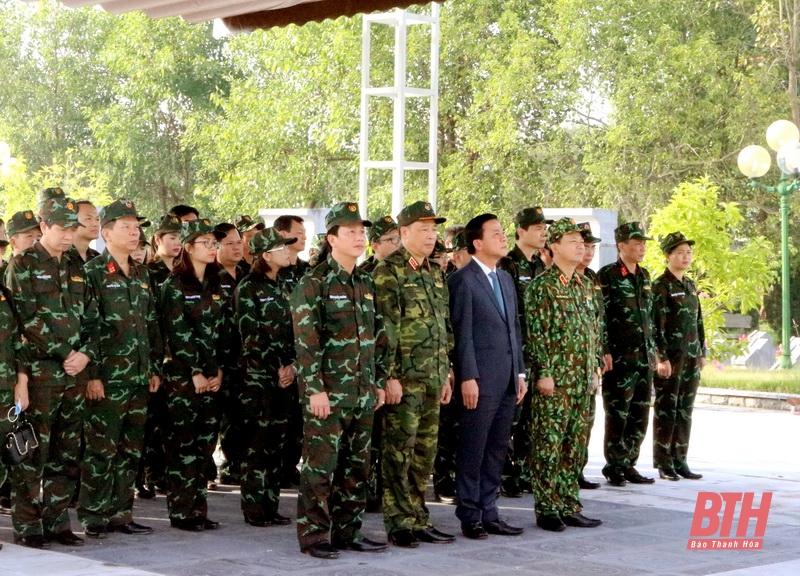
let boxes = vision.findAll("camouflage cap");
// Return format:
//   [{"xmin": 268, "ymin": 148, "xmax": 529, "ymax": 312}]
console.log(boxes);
[
  {"xmin": 397, "ymin": 200, "xmax": 446, "ymax": 227},
  {"xmin": 515, "ymin": 206, "xmax": 553, "ymax": 228},
  {"xmin": 309, "ymin": 232, "xmax": 327, "ymax": 253},
  {"xmin": 6, "ymin": 209, "xmax": 40, "ymax": 237},
  {"xmin": 450, "ymin": 230, "xmax": 468, "ymax": 252},
  {"xmin": 137, "ymin": 227, "xmax": 150, "ymax": 246},
  {"xmin": 155, "ymin": 213, "xmax": 182, "ymax": 234},
  {"xmin": 37, "ymin": 186, "xmax": 66, "ymax": 211},
  {"xmin": 235, "ymin": 214, "xmax": 265, "ymax": 233},
  {"xmin": 614, "ymin": 221, "xmax": 652, "ymax": 243},
  {"xmin": 101, "ymin": 198, "xmax": 146, "ymax": 226},
  {"xmin": 249, "ymin": 226, "xmax": 297, "ymax": 257},
  {"xmin": 660, "ymin": 231, "xmax": 695, "ymax": 254},
  {"xmin": 547, "ymin": 217, "xmax": 582, "ymax": 244},
  {"xmin": 41, "ymin": 197, "xmax": 83, "ymax": 229},
  {"xmin": 433, "ymin": 239, "xmax": 448, "ymax": 256},
  {"xmin": 368, "ymin": 215, "xmax": 398, "ymax": 242},
  {"xmin": 325, "ymin": 202, "xmax": 372, "ymax": 230},
  {"xmin": 577, "ymin": 221, "xmax": 601, "ymax": 244},
  {"xmin": 180, "ymin": 218, "xmax": 226, "ymax": 245}
]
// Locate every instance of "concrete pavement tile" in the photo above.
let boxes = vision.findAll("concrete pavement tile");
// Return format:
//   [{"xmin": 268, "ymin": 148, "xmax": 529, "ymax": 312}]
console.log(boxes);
[{"xmin": 513, "ymin": 558, "xmax": 648, "ymax": 576}]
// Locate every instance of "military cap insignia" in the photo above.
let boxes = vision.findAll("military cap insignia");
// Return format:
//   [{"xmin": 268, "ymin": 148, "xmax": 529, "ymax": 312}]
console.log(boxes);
[
  {"xmin": 425, "ymin": 203, "xmax": 431, "ymax": 210},
  {"xmin": 107, "ymin": 262, "xmax": 117, "ymax": 274},
  {"xmin": 203, "ymin": 219, "xmax": 211, "ymax": 225},
  {"xmin": 536, "ymin": 208, "xmax": 542, "ymax": 214},
  {"xmin": 569, "ymin": 218, "xmax": 575, "ymax": 224},
  {"xmin": 66, "ymin": 201, "xmax": 74, "ymax": 210},
  {"xmin": 25, "ymin": 211, "xmax": 33, "ymax": 219},
  {"xmin": 384, "ymin": 216, "xmax": 392, "ymax": 222},
  {"xmin": 171, "ymin": 217, "xmax": 179, "ymax": 223},
  {"xmin": 243, "ymin": 215, "xmax": 251, "ymax": 221},
  {"xmin": 582, "ymin": 223, "xmax": 589, "ymax": 230},
  {"xmin": 55, "ymin": 188, "xmax": 62, "ymax": 195},
  {"xmin": 638, "ymin": 223, "xmax": 643, "ymax": 229},
  {"xmin": 348, "ymin": 204, "xmax": 357, "ymax": 212},
  {"xmin": 125, "ymin": 201, "xmax": 132, "ymax": 208}
]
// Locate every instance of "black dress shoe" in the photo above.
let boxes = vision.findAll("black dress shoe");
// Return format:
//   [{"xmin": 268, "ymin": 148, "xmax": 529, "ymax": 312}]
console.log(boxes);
[
  {"xmin": 562, "ymin": 513, "xmax": 603, "ymax": 528},
  {"xmin": 658, "ymin": 467, "xmax": 680, "ymax": 481},
  {"xmin": 17, "ymin": 534, "xmax": 51, "ymax": 549},
  {"xmin": 536, "ymin": 515, "xmax": 566, "ymax": 532},
  {"xmin": 676, "ymin": 467, "xmax": 703, "ymax": 480},
  {"xmin": 110, "ymin": 521, "xmax": 153, "ymax": 535},
  {"xmin": 389, "ymin": 529, "xmax": 419, "ymax": 548},
  {"xmin": 603, "ymin": 470, "xmax": 627, "ymax": 487},
  {"xmin": 269, "ymin": 512, "xmax": 291, "ymax": 526},
  {"xmin": 136, "ymin": 484, "xmax": 156, "ymax": 499},
  {"xmin": 200, "ymin": 517, "xmax": 220, "ymax": 530},
  {"xmin": 624, "ymin": 468, "xmax": 655, "ymax": 484},
  {"xmin": 84, "ymin": 524, "xmax": 108, "ymax": 539},
  {"xmin": 413, "ymin": 526, "xmax": 456, "ymax": 543},
  {"xmin": 460, "ymin": 521, "xmax": 488, "ymax": 540},
  {"xmin": 334, "ymin": 536, "xmax": 388, "ymax": 552},
  {"xmin": 484, "ymin": 519, "xmax": 524, "ymax": 536},
  {"xmin": 244, "ymin": 515, "xmax": 270, "ymax": 527},
  {"xmin": 578, "ymin": 476, "xmax": 601, "ymax": 489},
  {"xmin": 170, "ymin": 518, "xmax": 204, "ymax": 532},
  {"xmin": 47, "ymin": 530, "xmax": 84, "ymax": 546},
  {"xmin": 500, "ymin": 484, "xmax": 523, "ymax": 498},
  {"xmin": 303, "ymin": 540, "xmax": 339, "ymax": 559}
]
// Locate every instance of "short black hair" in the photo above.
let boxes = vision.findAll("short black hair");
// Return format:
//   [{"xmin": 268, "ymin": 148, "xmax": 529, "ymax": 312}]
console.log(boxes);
[
  {"xmin": 169, "ymin": 204, "xmax": 199, "ymax": 219},
  {"xmin": 273, "ymin": 214, "xmax": 304, "ymax": 232},
  {"xmin": 465, "ymin": 213, "xmax": 498, "ymax": 255},
  {"xmin": 444, "ymin": 224, "xmax": 465, "ymax": 244},
  {"xmin": 215, "ymin": 222, "xmax": 238, "ymax": 236}
]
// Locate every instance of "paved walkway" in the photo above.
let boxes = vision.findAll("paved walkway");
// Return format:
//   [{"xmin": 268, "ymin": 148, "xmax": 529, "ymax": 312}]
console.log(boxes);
[{"xmin": 1, "ymin": 404, "xmax": 799, "ymax": 576}]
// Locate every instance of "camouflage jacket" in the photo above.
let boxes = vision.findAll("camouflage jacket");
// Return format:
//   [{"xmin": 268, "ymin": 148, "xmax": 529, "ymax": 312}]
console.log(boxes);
[
  {"xmin": 373, "ymin": 245, "xmax": 452, "ymax": 391},
  {"xmin": 583, "ymin": 267, "xmax": 608, "ymax": 365},
  {"xmin": 218, "ymin": 265, "xmax": 246, "ymax": 371},
  {"xmin": 652, "ymin": 268, "xmax": 706, "ymax": 360},
  {"xmin": 498, "ymin": 245, "xmax": 545, "ymax": 340},
  {"xmin": 234, "ymin": 272, "xmax": 295, "ymax": 377},
  {"xmin": 597, "ymin": 258, "xmax": 656, "ymax": 365},
  {"xmin": 0, "ymin": 260, "xmax": 7, "ymax": 289},
  {"xmin": 160, "ymin": 269, "xmax": 230, "ymax": 380},
  {"xmin": 0, "ymin": 286, "xmax": 24, "ymax": 389},
  {"xmin": 5, "ymin": 241, "xmax": 92, "ymax": 382},
  {"xmin": 291, "ymin": 256, "xmax": 387, "ymax": 409},
  {"xmin": 359, "ymin": 255, "xmax": 378, "ymax": 275},
  {"xmin": 82, "ymin": 252, "xmax": 163, "ymax": 384},
  {"xmin": 525, "ymin": 264, "xmax": 602, "ymax": 391},
  {"xmin": 278, "ymin": 258, "xmax": 310, "ymax": 295}
]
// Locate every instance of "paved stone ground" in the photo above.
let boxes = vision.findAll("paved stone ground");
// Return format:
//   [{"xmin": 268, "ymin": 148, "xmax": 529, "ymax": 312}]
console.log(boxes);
[{"xmin": 1, "ymin": 404, "xmax": 799, "ymax": 576}]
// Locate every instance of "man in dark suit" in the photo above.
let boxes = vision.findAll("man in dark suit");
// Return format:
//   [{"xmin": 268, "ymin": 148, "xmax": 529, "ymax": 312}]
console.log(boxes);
[{"xmin": 448, "ymin": 213, "xmax": 528, "ymax": 540}]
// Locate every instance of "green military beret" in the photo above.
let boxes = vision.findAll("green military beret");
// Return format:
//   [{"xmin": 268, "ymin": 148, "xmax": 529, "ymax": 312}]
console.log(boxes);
[
  {"xmin": 547, "ymin": 217, "xmax": 582, "ymax": 245},
  {"xmin": 101, "ymin": 198, "xmax": 146, "ymax": 226},
  {"xmin": 155, "ymin": 213, "xmax": 182, "ymax": 234},
  {"xmin": 37, "ymin": 186, "xmax": 66, "ymax": 211},
  {"xmin": 325, "ymin": 202, "xmax": 372, "ymax": 231},
  {"xmin": 614, "ymin": 221, "xmax": 652, "ymax": 243},
  {"xmin": 41, "ymin": 198, "xmax": 83, "ymax": 229},
  {"xmin": 514, "ymin": 206, "xmax": 553, "ymax": 228},
  {"xmin": 249, "ymin": 226, "xmax": 297, "ymax": 257},
  {"xmin": 577, "ymin": 221, "xmax": 601, "ymax": 244},
  {"xmin": 397, "ymin": 200, "xmax": 446, "ymax": 227},
  {"xmin": 235, "ymin": 214, "xmax": 265, "ymax": 233},
  {"xmin": 450, "ymin": 230, "xmax": 468, "ymax": 252},
  {"xmin": 368, "ymin": 215, "xmax": 398, "ymax": 242},
  {"xmin": 6, "ymin": 210, "xmax": 39, "ymax": 237},
  {"xmin": 180, "ymin": 218, "xmax": 226, "ymax": 245},
  {"xmin": 660, "ymin": 231, "xmax": 695, "ymax": 255}
]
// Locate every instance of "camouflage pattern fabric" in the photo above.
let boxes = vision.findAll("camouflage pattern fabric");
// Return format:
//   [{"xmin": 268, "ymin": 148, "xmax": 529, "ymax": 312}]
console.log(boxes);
[
  {"xmin": 0, "ymin": 286, "xmax": 23, "ymax": 489},
  {"xmin": 359, "ymin": 255, "xmax": 378, "ymax": 275},
  {"xmin": 578, "ymin": 268, "xmax": 605, "ymax": 473}
]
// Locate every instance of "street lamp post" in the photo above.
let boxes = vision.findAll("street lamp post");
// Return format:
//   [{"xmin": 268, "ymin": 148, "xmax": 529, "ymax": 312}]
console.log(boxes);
[{"xmin": 737, "ymin": 120, "xmax": 800, "ymax": 369}]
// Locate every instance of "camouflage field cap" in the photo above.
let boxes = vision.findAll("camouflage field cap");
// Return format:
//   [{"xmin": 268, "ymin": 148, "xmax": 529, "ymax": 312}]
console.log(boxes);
[
  {"xmin": 180, "ymin": 218, "xmax": 226, "ymax": 245},
  {"xmin": 614, "ymin": 221, "xmax": 652, "ymax": 243},
  {"xmin": 515, "ymin": 206, "xmax": 553, "ymax": 228},
  {"xmin": 137, "ymin": 227, "xmax": 150, "ymax": 246},
  {"xmin": 577, "ymin": 221, "xmax": 601, "ymax": 244},
  {"xmin": 235, "ymin": 214, "xmax": 266, "ymax": 233},
  {"xmin": 41, "ymin": 197, "xmax": 83, "ymax": 229},
  {"xmin": 155, "ymin": 213, "xmax": 182, "ymax": 234},
  {"xmin": 37, "ymin": 186, "xmax": 66, "ymax": 211},
  {"xmin": 101, "ymin": 198, "xmax": 146, "ymax": 226},
  {"xmin": 368, "ymin": 215, "xmax": 398, "ymax": 242},
  {"xmin": 547, "ymin": 217, "xmax": 582, "ymax": 245},
  {"xmin": 249, "ymin": 226, "xmax": 297, "ymax": 257},
  {"xmin": 325, "ymin": 202, "xmax": 372, "ymax": 231},
  {"xmin": 6, "ymin": 210, "xmax": 40, "ymax": 237},
  {"xmin": 433, "ymin": 239, "xmax": 448, "ymax": 256},
  {"xmin": 660, "ymin": 231, "xmax": 695, "ymax": 255},
  {"xmin": 397, "ymin": 200, "xmax": 446, "ymax": 227},
  {"xmin": 450, "ymin": 230, "xmax": 468, "ymax": 252},
  {"xmin": 309, "ymin": 232, "xmax": 327, "ymax": 254}
]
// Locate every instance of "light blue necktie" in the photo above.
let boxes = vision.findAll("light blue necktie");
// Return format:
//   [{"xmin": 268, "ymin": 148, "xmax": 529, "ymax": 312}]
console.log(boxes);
[{"xmin": 489, "ymin": 270, "xmax": 505, "ymax": 318}]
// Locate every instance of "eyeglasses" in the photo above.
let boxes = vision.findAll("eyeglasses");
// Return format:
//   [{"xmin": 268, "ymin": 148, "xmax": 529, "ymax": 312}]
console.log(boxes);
[
  {"xmin": 378, "ymin": 236, "xmax": 401, "ymax": 245},
  {"xmin": 193, "ymin": 240, "xmax": 220, "ymax": 249},
  {"xmin": 267, "ymin": 245, "xmax": 288, "ymax": 253}
]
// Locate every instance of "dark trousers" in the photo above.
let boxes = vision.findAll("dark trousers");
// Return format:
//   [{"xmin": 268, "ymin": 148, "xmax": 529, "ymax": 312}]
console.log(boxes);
[
  {"xmin": 432, "ymin": 400, "xmax": 459, "ymax": 494},
  {"xmin": 653, "ymin": 352, "xmax": 700, "ymax": 469},
  {"xmin": 281, "ymin": 387, "xmax": 303, "ymax": 482},
  {"xmin": 137, "ymin": 386, "xmax": 168, "ymax": 488}
]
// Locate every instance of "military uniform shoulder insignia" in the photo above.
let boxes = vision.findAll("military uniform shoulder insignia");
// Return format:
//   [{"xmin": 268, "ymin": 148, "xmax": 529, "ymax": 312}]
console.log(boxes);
[
  {"xmin": 620, "ymin": 265, "xmax": 629, "ymax": 277},
  {"xmin": 408, "ymin": 256, "xmax": 419, "ymax": 270},
  {"xmin": 559, "ymin": 274, "xmax": 568, "ymax": 286},
  {"xmin": 107, "ymin": 262, "xmax": 117, "ymax": 275},
  {"xmin": 575, "ymin": 275, "xmax": 583, "ymax": 286}
]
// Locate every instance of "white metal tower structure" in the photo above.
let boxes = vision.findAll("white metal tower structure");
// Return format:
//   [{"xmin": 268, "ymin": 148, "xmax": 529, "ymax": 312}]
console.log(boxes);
[{"xmin": 359, "ymin": 3, "xmax": 440, "ymax": 219}]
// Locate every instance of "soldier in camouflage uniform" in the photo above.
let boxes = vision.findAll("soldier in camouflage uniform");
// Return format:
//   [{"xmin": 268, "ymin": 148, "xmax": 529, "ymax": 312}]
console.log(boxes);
[
  {"xmin": 652, "ymin": 232, "xmax": 706, "ymax": 481},
  {"xmin": 306, "ymin": 232, "xmax": 327, "ymax": 267},
  {"xmin": 160, "ymin": 219, "xmax": 228, "ymax": 531},
  {"xmin": 498, "ymin": 206, "xmax": 552, "ymax": 497},
  {"xmin": 234, "ymin": 227, "xmax": 297, "ymax": 526},
  {"xmin": 525, "ymin": 218, "xmax": 603, "ymax": 532},
  {"xmin": 292, "ymin": 203, "xmax": 388, "ymax": 559},
  {"xmin": 597, "ymin": 221, "xmax": 657, "ymax": 486},
  {"xmin": 77, "ymin": 199, "xmax": 163, "ymax": 539},
  {"xmin": 374, "ymin": 200, "xmax": 455, "ymax": 548},
  {"xmin": 235, "ymin": 214, "xmax": 265, "ymax": 267},
  {"xmin": 72, "ymin": 200, "xmax": 101, "ymax": 263},
  {"xmin": 2, "ymin": 211, "xmax": 42, "ymax": 288},
  {"xmin": 6, "ymin": 197, "xmax": 91, "ymax": 548},
  {"xmin": 360, "ymin": 216, "xmax": 399, "ymax": 274}
]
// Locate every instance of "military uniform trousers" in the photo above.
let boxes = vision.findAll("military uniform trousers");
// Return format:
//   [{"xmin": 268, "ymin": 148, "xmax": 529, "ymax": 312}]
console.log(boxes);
[
  {"xmin": 579, "ymin": 389, "xmax": 598, "ymax": 472},
  {"xmin": 652, "ymin": 352, "xmax": 700, "ymax": 470},
  {"xmin": 530, "ymin": 385, "xmax": 590, "ymax": 517},
  {"xmin": 381, "ymin": 380, "xmax": 440, "ymax": 535},
  {"xmin": 501, "ymin": 390, "xmax": 533, "ymax": 492},
  {"xmin": 137, "ymin": 386, "xmax": 168, "ymax": 489},
  {"xmin": 280, "ymin": 386, "xmax": 303, "ymax": 484},
  {"xmin": 0, "ymin": 389, "xmax": 13, "ymax": 489},
  {"xmin": 240, "ymin": 375, "xmax": 292, "ymax": 518},
  {"xmin": 11, "ymin": 379, "xmax": 84, "ymax": 539},
  {"xmin": 432, "ymin": 400, "xmax": 459, "ymax": 496},
  {"xmin": 217, "ymin": 367, "xmax": 247, "ymax": 483},
  {"xmin": 297, "ymin": 405, "xmax": 373, "ymax": 549},
  {"xmin": 78, "ymin": 381, "xmax": 148, "ymax": 528},
  {"xmin": 163, "ymin": 377, "xmax": 219, "ymax": 521},
  {"xmin": 601, "ymin": 357, "xmax": 653, "ymax": 476}
]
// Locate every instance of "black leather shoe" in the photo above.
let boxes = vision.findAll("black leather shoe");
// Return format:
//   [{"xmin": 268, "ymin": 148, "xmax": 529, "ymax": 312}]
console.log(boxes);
[
  {"xmin": 562, "ymin": 513, "xmax": 603, "ymax": 528},
  {"xmin": 303, "ymin": 540, "xmax": 339, "ymax": 559},
  {"xmin": 604, "ymin": 470, "xmax": 627, "ymax": 486},
  {"xmin": 536, "ymin": 515, "xmax": 566, "ymax": 532},
  {"xmin": 500, "ymin": 484, "xmax": 523, "ymax": 498},
  {"xmin": 47, "ymin": 530, "xmax": 84, "ymax": 546},
  {"xmin": 84, "ymin": 524, "xmax": 108, "ymax": 539},
  {"xmin": 136, "ymin": 484, "xmax": 156, "ymax": 499},
  {"xmin": 244, "ymin": 515, "xmax": 270, "ymax": 527},
  {"xmin": 170, "ymin": 518, "xmax": 204, "ymax": 532},
  {"xmin": 658, "ymin": 467, "xmax": 680, "ymax": 481},
  {"xmin": 389, "ymin": 529, "xmax": 419, "ymax": 548},
  {"xmin": 269, "ymin": 512, "xmax": 291, "ymax": 526},
  {"xmin": 413, "ymin": 526, "xmax": 456, "ymax": 543},
  {"xmin": 676, "ymin": 467, "xmax": 703, "ymax": 480},
  {"xmin": 624, "ymin": 468, "xmax": 655, "ymax": 484},
  {"xmin": 460, "ymin": 521, "xmax": 488, "ymax": 540},
  {"xmin": 484, "ymin": 519, "xmax": 524, "ymax": 536},
  {"xmin": 17, "ymin": 534, "xmax": 51, "ymax": 549},
  {"xmin": 200, "ymin": 517, "xmax": 220, "ymax": 530},
  {"xmin": 334, "ymin": 536, "xmax": 388, "ymax": 552},
  {"xmin": 110, "ymin": 521, "xmax": 153, "ymax": 535},
  {"xmin": 578, "ymin": 475, "xmax": 601, "ymax": 489}
]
